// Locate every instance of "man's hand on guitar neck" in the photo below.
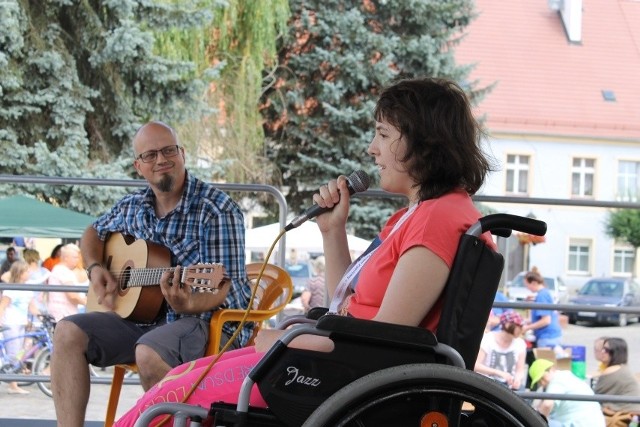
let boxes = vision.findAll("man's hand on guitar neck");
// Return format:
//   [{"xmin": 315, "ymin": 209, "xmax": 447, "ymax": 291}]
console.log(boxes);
[
  {"xmin": 160, "ymin": 266, "xmax": 231, "ymax": 314},
  {"xmin": 88, "ymin": 265, "xmax": 118, "ymax": 310}
]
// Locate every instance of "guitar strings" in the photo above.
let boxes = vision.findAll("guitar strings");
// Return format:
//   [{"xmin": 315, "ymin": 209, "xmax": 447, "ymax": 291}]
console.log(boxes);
[{"xmin": 107, "ymin": 265, "xmax": 223, "ymax": 293}]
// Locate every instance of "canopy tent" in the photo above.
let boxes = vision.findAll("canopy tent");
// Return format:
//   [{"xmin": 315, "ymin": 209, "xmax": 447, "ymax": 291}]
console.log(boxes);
[
  {"xmin": 246, "ymin": 221, "xmax": 372, "ymax": 254},
  {"xmin": 0, "ymin": 195, "xmax": 96, "ymax": 238}
]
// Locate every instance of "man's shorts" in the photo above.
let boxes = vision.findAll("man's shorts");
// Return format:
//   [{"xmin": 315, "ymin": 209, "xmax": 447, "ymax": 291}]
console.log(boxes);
[{"xmin": 61, "ymin": 311, "xmax": 237, "ymax": 368}]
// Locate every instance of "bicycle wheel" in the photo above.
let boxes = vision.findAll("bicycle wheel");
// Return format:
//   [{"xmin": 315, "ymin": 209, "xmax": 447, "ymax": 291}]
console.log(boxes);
[
  {"xmin": 33, "ymin": 347, "xmax": 52, "ymax": 397},
  {"xmin": 303, "ymin": 364, "xmax": 547, "ymax": 427}
]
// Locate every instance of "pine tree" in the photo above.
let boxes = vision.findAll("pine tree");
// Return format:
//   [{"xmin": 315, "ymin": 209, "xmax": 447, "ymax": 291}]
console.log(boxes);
[
  {"xmin": 0, "ymin": 0, "xmax": 211, "ymax": 215},
  {"xmin": 261, "ymin": 0, "xmax": 487, "ymax": 238}
]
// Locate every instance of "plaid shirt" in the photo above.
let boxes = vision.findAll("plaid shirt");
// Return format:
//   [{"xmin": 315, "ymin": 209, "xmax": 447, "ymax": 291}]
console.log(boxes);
[{"xmin": 93, "ymin": 171, "xmax": 253, "ymax": 346}]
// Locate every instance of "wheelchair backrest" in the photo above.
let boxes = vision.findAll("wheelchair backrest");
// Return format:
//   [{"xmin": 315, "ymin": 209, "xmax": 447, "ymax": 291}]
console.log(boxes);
[{"xmin": 435, "ymin": 233, "xmax": 504, "ymax": 369}]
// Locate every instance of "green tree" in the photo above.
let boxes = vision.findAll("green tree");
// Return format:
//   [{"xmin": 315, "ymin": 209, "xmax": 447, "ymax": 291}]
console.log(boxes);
[
  {"xmin": 605, "ymin": 209, "xmax": 640, "ymax": 276},
  {"xmin": 153, "ymin": 0, "xmax": 290, "ymax": 186},
  {"xmin": 0, "ymin": 0, "xmax": 211, "ymax": 215},
  {"xmin": 261, "ymin": 0, "xmax": 488, "ymax": 238}
]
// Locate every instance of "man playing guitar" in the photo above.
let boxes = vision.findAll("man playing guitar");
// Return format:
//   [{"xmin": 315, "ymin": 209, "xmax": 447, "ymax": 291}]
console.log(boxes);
[{"xmin": 50, "ymin": 121, "xmax": 253, "ymax": 427}]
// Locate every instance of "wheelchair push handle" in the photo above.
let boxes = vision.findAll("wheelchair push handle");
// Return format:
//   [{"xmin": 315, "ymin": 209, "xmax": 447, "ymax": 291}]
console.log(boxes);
[{"xmin": 468, "ymin": 213, "xmax": 547, "ymax": 238}]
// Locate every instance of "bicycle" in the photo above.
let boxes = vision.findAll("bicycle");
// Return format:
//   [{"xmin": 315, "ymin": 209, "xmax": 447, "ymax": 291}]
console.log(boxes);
[
  {"xmin": 1, "ymin": 313, "xmax": 135, "ymax": 398},
  {"xmin": 0, "ymin": 313, "xmax": 56, "ymax": 396}
]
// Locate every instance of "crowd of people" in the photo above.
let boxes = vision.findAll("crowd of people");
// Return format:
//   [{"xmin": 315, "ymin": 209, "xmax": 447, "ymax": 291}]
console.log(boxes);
[
  {"xmin": 526, "ymin": 337, "xmax": 640, "ymax": 427},
  {"xmin": 0, "ymin": 244, "xmax": 88, "ymax": 394},
  {"xmin": 476, "ymin": 267, "xmax": 640, "ymax": 426}
]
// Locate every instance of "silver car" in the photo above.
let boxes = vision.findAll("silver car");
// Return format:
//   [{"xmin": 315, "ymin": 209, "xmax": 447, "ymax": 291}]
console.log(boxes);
[{"xmin": 504, "ymin": 271, "xmax": 567, "ymax": 304}]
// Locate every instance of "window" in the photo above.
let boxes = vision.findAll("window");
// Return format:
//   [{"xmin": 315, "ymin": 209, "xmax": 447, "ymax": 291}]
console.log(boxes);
[
  {"xmin": 571, "ymin": 158, "xmax": 595, "ymax": 197},
  {"xmin": 617, "ymin": 161, "xmax": 640, "ymax": 202},
  {"xmin": 568, "ymin": 239, "xmax": 591, "ymax": 274},
  {"xmin": 506, "ymin": 154, "xmax": 529, "ymax": 194},
  {"xmin": 613, "ymin": 246, "xmax": 635, "ymax": 275}
]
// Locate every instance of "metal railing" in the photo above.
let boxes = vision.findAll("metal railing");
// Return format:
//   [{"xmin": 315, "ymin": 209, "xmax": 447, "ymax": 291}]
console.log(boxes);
[
  {"xmin": 3, "ymin": 282, "xmax": 640, "ymax": 405},
  {"xmin": 0, "ymin": 175, "xmax": 289, "ymax": 389},
  {"xmin": 0, "ymin": 174, "xmax": 290, "ymax": 268},
  {"xmin": 3, "ymin": 174, "xmax": 640, "ymax": 415}
]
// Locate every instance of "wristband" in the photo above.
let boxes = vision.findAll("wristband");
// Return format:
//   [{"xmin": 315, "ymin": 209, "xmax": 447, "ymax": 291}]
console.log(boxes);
[{"xmin": 86, "ymin": 262, "xmax": 103, "ymax": 280}]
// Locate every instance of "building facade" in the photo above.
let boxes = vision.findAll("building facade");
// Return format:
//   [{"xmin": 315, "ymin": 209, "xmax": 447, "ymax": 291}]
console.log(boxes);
[{"xmin": 456, "ymin": 0, "xmax": 640, "ymax": 290}]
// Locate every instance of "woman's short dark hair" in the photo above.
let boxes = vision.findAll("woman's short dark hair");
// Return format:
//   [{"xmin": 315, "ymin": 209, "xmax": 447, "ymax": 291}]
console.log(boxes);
[
  {"xmin": 374, "ymin": 77, "xmax": 494, "ymax": 201},
  {"xmin": 603, "ymin": 337, "xmax": 628, "ymax": 366}
]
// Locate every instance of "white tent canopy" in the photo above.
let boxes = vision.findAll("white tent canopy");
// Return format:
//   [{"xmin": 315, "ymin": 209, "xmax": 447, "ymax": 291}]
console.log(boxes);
[{"xmin": 245, "ymin": 221, "xmax": 371, "ymax": 254}]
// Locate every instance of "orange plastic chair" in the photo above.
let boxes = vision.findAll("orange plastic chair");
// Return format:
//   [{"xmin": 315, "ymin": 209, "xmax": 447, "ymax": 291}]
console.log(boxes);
[
  {"xmin": 204, "ymin": 262, "xmax": 294, "ymax": 354},
  {"xmin": 103, "ymin": 262, "xmax": 293, "ymax": 427}
]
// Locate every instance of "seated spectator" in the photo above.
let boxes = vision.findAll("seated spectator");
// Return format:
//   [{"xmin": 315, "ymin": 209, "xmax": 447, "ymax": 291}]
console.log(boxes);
[
  {"xmin": 589, "ymin": 336, "xmax": 609, "ymax": 388},
  {"xmin": 594, "ymin": 337, "xmax": 640, "ymax": 414},
  {"xmin": 529, "ymin": 358, "xmax": 605, "ymax": 427},
  {"xmin": 485, "ymin": 290, "xmax": 510, "ymax": 332},
  {"xmin": 475, "ymin": 311, "xmax": 527, "ymax": 390}
]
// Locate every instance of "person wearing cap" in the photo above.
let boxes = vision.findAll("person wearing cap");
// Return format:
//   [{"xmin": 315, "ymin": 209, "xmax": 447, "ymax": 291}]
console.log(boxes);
[
  {"xmin": 529, "ymin": 358, "xmax": 605, "ymax": 426},
  {"xmin": 485, "ymin": 290, "xmax": 511, "ymax": 332},
  {"xmin": 475, "ymin": 310, "xmax": 527, "ymax": 390}
]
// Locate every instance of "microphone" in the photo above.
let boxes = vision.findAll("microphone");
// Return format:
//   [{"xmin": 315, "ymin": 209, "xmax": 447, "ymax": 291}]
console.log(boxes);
[{"xmin": 284, "ymin": 170, "xmax": 371, "ymax": 232}]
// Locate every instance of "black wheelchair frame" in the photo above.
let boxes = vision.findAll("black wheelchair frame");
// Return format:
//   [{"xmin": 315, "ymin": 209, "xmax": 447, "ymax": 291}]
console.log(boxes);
[{"xmin": 133, "ymin": 214, "xmax": 549, "ymax": 427}]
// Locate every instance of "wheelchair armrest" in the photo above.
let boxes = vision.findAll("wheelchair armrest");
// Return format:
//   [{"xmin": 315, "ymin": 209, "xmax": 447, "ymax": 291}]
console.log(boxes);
[
  {"xmin": 275, "ymin": 307, "xmax": 329, "ymax": 329},
  {"xmin": 316, "ymin": 314, "xmax": 438, "ymax": 349},
  {"xmin": 276, "ymin": 315, "xmax": 318, "ymax": 329},
  {"xmin": 307, "ymin": 306, "xmax": 329, "ymax": 319}
]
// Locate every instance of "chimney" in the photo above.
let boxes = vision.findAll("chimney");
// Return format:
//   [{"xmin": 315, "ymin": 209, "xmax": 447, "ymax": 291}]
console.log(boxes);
[{"xmin": 556, "ymin": 0, "xmax": 583, "ymax": 43}]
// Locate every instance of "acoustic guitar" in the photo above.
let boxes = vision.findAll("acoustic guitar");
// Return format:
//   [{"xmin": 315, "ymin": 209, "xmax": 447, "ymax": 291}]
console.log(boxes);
[{"xmin": 86, "ymin": 233, "xmax": 226, "ymax": 322}]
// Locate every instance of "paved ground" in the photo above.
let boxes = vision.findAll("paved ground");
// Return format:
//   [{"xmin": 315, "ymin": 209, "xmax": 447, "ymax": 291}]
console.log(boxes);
[
  {"xmin": 2, "ymin": 321, "xmax": 639, "ymax": 425},
  {"xmin": 0, "ymin": 379, "xmax": 144, "ymax": 425}
]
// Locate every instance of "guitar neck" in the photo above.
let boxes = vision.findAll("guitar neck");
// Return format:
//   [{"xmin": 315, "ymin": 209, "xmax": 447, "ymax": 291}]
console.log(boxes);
[
  {"xmin": 112, "ymin": 266, "xmax": 222, "ymax": 294},
  {"xmin": 115, "ymin": 266, "xmax": 173, "ymax": 288}
]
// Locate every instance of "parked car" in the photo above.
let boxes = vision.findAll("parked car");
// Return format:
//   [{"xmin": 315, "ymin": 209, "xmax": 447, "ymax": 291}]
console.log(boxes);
[
  {"xmin": 504, "ymin": 271, "xmax": 567, "ymax": 304},
  {"xmin": 564, "ymin": 277, "xmax": 640, "ymax": 327}
]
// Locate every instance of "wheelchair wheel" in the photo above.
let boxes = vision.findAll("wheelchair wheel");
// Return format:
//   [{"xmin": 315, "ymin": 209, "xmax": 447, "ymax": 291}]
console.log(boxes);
[{"xmin": 302, "ymin": 364, "xmax": 546, "ymax": 427}]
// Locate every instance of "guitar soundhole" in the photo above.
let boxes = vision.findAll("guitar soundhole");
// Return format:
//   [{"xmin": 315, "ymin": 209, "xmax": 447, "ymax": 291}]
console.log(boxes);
[{"xmin": 118, "ymin": 265, "xmax": 132, "ymax": 294}]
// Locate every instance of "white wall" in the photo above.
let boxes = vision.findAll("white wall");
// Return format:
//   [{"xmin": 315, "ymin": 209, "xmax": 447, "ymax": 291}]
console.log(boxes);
[{"xmin": 480, "ymin": 135, "xmax": 640, "ymax": 290}]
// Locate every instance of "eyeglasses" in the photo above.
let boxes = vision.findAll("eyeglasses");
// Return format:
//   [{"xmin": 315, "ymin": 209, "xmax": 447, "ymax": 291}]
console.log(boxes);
[{"xmin": 135, "ymin": 145, "xmax": 181, "ymax": 163}]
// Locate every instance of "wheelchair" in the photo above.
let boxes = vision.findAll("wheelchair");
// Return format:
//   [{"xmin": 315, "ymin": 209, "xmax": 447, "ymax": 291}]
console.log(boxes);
[{"xmin": 133, "ymin": 214, "xmax": 549, "ymax": 427}]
